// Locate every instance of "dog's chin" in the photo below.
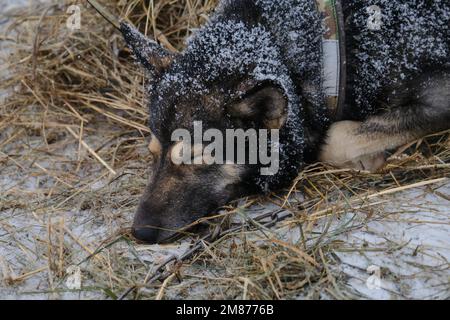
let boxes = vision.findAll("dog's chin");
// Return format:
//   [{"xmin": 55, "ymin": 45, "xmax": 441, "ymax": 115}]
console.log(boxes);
[
  {"xmin": 132, "ymin": 220, "xmax": 212, "ymax": 244},
  {"xmin": 155, "ymin": 230, "xmax": 184, "ymax": 244},
  {"xmin": 159, "ymin": 222, "xmax": 213, "ymax": 244}
]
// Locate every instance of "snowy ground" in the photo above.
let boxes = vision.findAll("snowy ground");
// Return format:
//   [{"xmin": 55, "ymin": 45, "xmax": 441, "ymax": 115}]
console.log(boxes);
[
  {"xmin": 0, "ymin": 123, "xmax": 448, "ymax": 300},
  {"xmin": 334, "ymin": 184, "xmax": 449, "ymax": 299},
  {"xmin": 255, "ymin": 182, "xmax": 450, "ymax": 299}
]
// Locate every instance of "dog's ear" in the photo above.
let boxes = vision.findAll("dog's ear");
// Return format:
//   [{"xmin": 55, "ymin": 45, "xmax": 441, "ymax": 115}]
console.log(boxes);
[
  {"xmin": 120, "ymin": 22, "xmax": 175, "ymax": 76},
  {"xmin": 227, "ymin": 83, "xmax": 288, "ymax": 129}
]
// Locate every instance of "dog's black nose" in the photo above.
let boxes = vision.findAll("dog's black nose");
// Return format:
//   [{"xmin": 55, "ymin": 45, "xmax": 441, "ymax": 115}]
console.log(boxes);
[{"xmin": 131, "ymin": 226, "xmax": 159, "ymax": 244}]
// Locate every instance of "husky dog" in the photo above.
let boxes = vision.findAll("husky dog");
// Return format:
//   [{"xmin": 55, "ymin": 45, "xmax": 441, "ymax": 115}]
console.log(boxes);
[{"xmin": 115, "ymin": 0, "xmax": 449, "ymax": 243}]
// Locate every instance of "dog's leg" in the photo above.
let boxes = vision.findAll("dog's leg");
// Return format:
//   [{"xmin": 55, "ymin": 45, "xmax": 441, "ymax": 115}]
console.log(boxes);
[
  {"xmin": 319, "ymin": 120, "xmax": 413, "ymax": 171},
  {"xmin": 320, "ymin": 70, "xmax": 450, "ymax": 172}
]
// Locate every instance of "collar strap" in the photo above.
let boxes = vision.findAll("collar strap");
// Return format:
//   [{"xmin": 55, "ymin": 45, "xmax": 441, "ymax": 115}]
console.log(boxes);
[{"xmin": 316, "ymin": 0, "xmax": 346, "ymax": 120}]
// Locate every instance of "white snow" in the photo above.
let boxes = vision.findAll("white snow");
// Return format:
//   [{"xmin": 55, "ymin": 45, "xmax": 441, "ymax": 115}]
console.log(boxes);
[{"xmin": 334, "ymin": 183, "xmax": 449, "ymax": 299}]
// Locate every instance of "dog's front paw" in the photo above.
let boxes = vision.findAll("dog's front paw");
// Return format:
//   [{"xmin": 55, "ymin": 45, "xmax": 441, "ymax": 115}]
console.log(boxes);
[
  {"xmin": 319, "ymin": 121, "xmax": 386, "ymax": 172},
  {"xmin": 342, "ymin": 152, "xmax": 386, "ymax": 172},
  {"xmin": 319, "ymin": 121, "xmax": 362, "ymax": 164}
]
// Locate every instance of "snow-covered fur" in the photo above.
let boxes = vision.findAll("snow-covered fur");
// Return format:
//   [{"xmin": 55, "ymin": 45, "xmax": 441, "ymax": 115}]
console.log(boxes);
[{"xmin": 122, "ymin": 0, "xmax": 450, "ymax": 243}]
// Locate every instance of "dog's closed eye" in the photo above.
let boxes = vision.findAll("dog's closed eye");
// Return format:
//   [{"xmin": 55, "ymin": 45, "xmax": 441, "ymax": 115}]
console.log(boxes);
[{"xmin": 170, "ymin": 142, "xmax": 216, "ymax": 165}]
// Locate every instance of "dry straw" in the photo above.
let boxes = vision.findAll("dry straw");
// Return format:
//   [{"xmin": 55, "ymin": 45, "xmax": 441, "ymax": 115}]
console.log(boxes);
[{"xmin": 0, "ymin": 0, "xmax": 448, "ymax": 299}]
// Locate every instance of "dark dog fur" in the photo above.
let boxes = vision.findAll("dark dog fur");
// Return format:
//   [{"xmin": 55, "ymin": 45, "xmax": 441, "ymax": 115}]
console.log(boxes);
[{"xmin": 120, "ymin": 0, "xmax": 450, "ymax": 243}]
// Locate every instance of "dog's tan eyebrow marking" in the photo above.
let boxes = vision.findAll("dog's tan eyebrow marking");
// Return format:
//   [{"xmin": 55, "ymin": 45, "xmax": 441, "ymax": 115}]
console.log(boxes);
[{"xmin": 148, "ymin": 133, "xmax": 162, "ymax": 156}]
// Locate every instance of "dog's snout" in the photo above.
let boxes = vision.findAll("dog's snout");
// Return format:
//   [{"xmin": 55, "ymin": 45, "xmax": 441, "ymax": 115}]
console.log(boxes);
[
  {"xmin": 131, "ymin": 226, "xmax": 159, "ymax": 244},
  {"xmin": 132, "ymin": 166, "xmax": 234, "ymax": 244}
]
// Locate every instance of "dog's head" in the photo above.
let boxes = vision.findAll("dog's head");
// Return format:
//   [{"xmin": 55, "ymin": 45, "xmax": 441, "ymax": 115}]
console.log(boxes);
[{"xmin": 121, "ymin": 21, "xmax": 305, "ymax": 243}]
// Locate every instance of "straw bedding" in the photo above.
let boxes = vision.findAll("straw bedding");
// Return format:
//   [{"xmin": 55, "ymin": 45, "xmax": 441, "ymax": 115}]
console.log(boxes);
[{"xmin": 0, "ymin": 0, "xmax": 448, "ymax": 299}]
